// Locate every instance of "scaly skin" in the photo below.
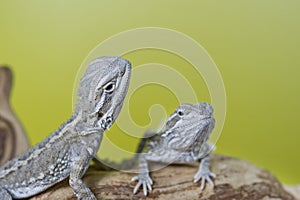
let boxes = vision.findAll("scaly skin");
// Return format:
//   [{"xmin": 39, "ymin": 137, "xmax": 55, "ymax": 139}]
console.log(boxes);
[
  {"xmin": 0, "ymin": 56, "xmax": 131, "ymax": 199},
  {"xmin": 131, "ymin": 102, "xmax": 216, "ymax": 196}
]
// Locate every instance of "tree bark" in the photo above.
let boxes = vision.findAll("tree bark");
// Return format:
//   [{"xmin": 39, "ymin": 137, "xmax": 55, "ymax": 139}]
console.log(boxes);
[
  {"xmin": 285, "ymin": 185, "xmax": 300, "ymax": 200},
  {"xmin": 28, "ymin": 154, "xmax": 297, "ymax": 200}
]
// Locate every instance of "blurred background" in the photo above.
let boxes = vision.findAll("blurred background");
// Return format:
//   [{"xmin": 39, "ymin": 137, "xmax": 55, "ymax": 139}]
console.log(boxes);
[{"xmin": 0, "ymin": 1, "xmax": 299, "ymax": 184}]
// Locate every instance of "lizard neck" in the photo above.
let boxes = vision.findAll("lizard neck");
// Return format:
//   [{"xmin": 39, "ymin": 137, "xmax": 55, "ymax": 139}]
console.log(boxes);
[{"xmin": 71, "ymin": 110, "xmax": 104, "ymax": 136}]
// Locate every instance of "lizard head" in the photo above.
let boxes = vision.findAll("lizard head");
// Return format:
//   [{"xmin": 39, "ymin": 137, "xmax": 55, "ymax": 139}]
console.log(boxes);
[
  {"xmin": 162, "ymin": 102, "xmax": 215, "ymax": 151},
  {"xmin": 77, "ymin": 56, "xmax": 131, "ymax": 130}
]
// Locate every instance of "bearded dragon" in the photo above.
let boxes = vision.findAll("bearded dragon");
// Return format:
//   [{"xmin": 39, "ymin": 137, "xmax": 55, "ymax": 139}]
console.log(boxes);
[
  {"xmin": 0, "ymin": 56, "xmax": 131, "ymax": 200},
  {"xmin": 96, "ymin": 102, "xmax": 216, "ymax": 196},
  {"xmin": 131, "ymin": 102, "xmax": 216, "ymax": 196}
]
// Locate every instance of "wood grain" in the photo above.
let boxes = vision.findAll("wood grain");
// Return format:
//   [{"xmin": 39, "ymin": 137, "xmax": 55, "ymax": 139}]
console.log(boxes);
[
  {"xmin": 29, "ymin": 154, "xmax": 296, "ymax": 200},
  {"xmin": 0, "ymin": 66, "xmax": 29, "ymax": 166}
]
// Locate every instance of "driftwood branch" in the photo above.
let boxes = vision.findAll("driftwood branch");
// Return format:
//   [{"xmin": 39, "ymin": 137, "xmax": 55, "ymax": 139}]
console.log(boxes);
[
  {"xmin": 285, "ymin": 185, "xmax": 300, "ymax": 200},
  {"xmin": 28, "ymin": 155, "xmax": 296, "ymax": 200},
  {"xmin": 0, "ymin": 66, "xmax": 29, "ymax": 165}
]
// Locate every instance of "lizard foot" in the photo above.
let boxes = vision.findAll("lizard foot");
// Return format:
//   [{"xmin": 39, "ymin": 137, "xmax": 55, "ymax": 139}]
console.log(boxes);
[
  {"xmin": 194, "ymin": 169, "xmax": 216, "ymax": 190},
  {"xmin": 131, "ymin": 173, "xmax": 153, "ymax": 196}
]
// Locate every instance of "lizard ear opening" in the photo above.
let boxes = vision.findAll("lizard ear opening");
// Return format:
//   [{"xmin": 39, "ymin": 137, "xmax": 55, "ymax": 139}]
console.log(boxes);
[{"xmin": 97, "ymin": 111, "xmax": 104, "ymax": 120}]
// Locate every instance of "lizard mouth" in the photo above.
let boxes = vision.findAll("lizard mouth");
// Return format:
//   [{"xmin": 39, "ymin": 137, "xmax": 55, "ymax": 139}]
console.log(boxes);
[{"xmin": 99, "ymin": 115, "xmax": 113, "ymax": 130}]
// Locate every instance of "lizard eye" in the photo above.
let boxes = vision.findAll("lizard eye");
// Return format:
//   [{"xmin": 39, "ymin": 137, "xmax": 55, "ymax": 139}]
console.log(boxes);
[
  {"xmin": 104, "ymin": 82, "xmax": 116, "ymax": 93},
  {"xmin": 177, "ymin": 110, "xmax": 184, "ymax": 116}
]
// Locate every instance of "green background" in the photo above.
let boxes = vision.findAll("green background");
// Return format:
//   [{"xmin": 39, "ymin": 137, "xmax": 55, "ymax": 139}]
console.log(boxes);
[{"xmin": 0, "ymin": 1, "xmax": 299, "ymax": 184}]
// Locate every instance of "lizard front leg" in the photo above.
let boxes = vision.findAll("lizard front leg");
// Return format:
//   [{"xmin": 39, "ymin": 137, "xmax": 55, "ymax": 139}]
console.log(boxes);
[
  {"xmin": 69, "ymin": 148, "xmax": 96, "ymax": 200},
  {"xmin": 131, "ymin": 155, "xmax": 153, "ymax": 196},
  {"xmin": 194, "ymin": 155, "xmax": 216, "ymax": 190}
]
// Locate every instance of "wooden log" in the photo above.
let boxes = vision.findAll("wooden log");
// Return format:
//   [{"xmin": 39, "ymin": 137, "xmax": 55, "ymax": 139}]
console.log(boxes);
[
  {"xmin": 28, "ymin": 154, "xmax": 296, "ymax": 200},
  {"xmin": 285, "ymin": 185, "xmax": 300, "ymax": 200},
  {"xmin": 0, "ymin": 66, "xmax": 29, "ymax": 166}
]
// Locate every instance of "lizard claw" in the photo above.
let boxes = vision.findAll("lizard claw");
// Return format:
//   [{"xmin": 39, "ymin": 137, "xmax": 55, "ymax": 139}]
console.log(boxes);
[
  {"xmin": 194, "ymin": 170, "xmax": 216, "ymax": 190},
  {"xmin": 131, "ymin": 173, "xmax": 153, "ymax": 196}
]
